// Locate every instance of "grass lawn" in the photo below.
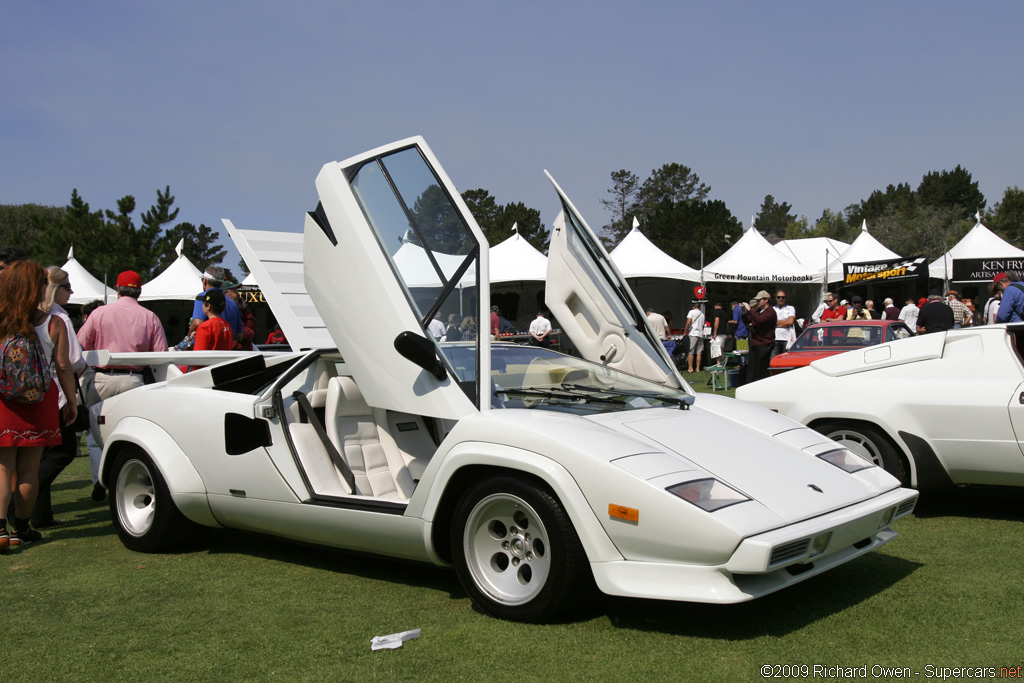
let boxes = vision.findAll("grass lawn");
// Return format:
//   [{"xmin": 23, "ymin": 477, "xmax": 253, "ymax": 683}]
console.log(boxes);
[{"xmin": 4, "ymin": 446, "xmax": 1023, "ymax": 680}]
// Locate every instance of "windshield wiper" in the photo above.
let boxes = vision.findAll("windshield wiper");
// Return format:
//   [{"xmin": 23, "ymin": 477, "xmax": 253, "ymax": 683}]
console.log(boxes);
[
  {"xmin": 494, "ymin": 386, "xmax": 623, "ymax": 405},
  {"xmin": 559, "ymin": 382, "xmax": 695, "ymax": 410}
]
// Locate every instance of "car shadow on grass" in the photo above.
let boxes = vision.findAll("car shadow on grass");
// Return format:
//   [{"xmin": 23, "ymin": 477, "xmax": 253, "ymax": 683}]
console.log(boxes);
[
  {"xmin": 593, "ymin": 551, "xmax": 922, "ymax": 638},
  {"xmin": 911, "ymin": 489, "xmax": 1024, "ymax": 522},
  {"xmin": 201, "ymin": 527, "xmax": 466, "ymax": 596}
]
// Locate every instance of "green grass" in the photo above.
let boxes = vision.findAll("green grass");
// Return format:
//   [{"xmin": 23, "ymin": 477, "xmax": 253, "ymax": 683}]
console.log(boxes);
[
  {"xmin": 686, "ymin": 368, "xmax": 737, "ymax": 398},
  {"xmin": 4, "ymin": 458, "xmax": 1023, "ymax": 681}
]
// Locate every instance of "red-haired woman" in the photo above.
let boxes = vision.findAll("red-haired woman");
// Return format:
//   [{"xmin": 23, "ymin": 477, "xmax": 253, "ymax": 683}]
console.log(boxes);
[{"xmin": 0, "ymin": 260, "xmax": 77, "ymax": 552}]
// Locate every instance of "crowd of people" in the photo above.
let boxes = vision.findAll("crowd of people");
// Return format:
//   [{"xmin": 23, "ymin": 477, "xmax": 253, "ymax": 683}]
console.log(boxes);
[
  {"xmin": 0, "ymin": 247, "xmax": 270, "ymax": 554},
  {"xmin": 645, "ymin": 273, "xmax": 1024, "ymax": 387}
]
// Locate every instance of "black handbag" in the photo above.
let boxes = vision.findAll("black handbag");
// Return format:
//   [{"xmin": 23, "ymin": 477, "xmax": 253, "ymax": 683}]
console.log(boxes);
[{"xmin": 70, "ymin": 373, "xmax": 91, "ymax": 432}]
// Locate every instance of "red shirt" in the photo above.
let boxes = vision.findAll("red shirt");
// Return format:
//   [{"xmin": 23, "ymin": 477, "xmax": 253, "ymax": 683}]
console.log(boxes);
[
  {"xmin": 821, "ymin": 306, "xmax": 846, "ymax": 322},
  {"xmin": 194, "ymin": 316, "xmax": 234, "ymax": 351}
]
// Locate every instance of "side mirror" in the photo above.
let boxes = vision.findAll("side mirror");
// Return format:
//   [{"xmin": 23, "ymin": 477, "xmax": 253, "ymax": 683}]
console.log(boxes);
[{"xmin": 394, "ymin": 331, "xmax": 448, "ymax": 381}]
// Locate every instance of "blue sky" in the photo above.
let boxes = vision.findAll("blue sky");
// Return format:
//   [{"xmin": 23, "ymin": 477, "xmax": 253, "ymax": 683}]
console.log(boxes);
[{"xmin": 2, "ymin": 1, "xmax": 1021, "ymax": 273}]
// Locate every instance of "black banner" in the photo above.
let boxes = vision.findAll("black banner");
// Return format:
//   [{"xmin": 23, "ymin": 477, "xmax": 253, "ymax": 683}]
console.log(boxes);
[
  {"xmin": 843, "ymin": 256, "xmax": 927, "ymax": 284},
  {"xmin": 950, "ymin": 258, "xmax": 1024, "ymax": 282}
]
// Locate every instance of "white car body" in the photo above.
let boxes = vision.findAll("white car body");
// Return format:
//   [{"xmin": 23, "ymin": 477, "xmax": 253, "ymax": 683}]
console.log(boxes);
[
  {"xmin": 96, "ymin": 137, "xmax": 916, "ymax": 621},
  {"xmin": 737, "ymin": 324, "xmax": 1024, "ymax": 490}
]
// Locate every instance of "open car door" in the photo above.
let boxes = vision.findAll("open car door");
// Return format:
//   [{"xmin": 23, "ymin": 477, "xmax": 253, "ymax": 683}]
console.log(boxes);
[
  {"xmin": 544, "ymin": 171, "xmax": 685, "ymax": 390},
  {"xmin": 303, "ymin": 137, "xmax": 490, "ymax": 419}
]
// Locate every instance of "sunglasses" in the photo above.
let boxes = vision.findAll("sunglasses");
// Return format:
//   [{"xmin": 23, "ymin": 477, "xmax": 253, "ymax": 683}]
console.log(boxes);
[{"xmin": 59, "ymin": 283, "xmax": 73, "ymax": 291}]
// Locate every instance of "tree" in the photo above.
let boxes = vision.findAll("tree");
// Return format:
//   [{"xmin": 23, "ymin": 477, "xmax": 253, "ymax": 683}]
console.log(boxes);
[
  {"xmin": 411, "ymin": 184, "xmax": 474, "ymax": 254},
  {"xmin": 916, "ymin": 165, "xmax": 985, "ymax": 219},
  {"xmin": 462, "ymin": 189, "xmax": 547, "ymax": 252},
  {"xmin": 0, "ymin": 203, "xmax": 61, "ymax": 251},
  {"xmin": 635, "ymin": 163, "xmax": 710, "ymax": 217},
  {"xmin": 808, "ymin": 209, "xmax": 855, "ymax": 242},
  {"xmin": 754, "ymin": 194, "xmax": 797, "ymax": 242},
  {"xmin": 845, "ymin": 182, "xmax": 915, "ymax": 227},
  {"xmin": 871, "ymin": 204, "xmax": 970, "ymax": 261},
  {"xmin": 640, "ymin": 198, "xmax": 740, "ymax": 267},
  {"xmin": 30, "ymin": 189, "xmax": 114, "ymax": 274},
  {"xmin": 599, "ymin": 169, "xmax": 639, "ymax": 246},
  {"xmin": 157, "ymin": 222, "xmax": 229, "ymax": 275},
  {"xmin": 134, "ymin": 186, "xmax": 179, "ymax": 278},
  {"xmin": 461, "ymin": 189, "xmax": 499, "ymax": 234},
  {"xmin": 987, "ymin": 186, "xmax": 1024, "ymax": 249},
  {"xmin": 495, "ymin": 202, "xmax": 546, "ymax": 253}
]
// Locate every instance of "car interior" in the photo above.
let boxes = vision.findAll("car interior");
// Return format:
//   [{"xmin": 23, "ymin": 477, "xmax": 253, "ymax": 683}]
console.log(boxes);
[{"xmin": 276, "ymin": 353, "xmax": 442, "ymax": 503}]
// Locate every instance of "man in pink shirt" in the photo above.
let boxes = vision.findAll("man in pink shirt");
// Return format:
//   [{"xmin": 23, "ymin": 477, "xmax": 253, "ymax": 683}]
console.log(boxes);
[{"xmin": 77, "ymin": 270, "xmax": 168, "ymax": 401}]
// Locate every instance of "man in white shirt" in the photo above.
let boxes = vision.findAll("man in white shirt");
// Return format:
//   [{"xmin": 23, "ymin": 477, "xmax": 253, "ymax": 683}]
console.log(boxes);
[
  {"xmin": 528, "ymin": 311, "xmax": 553, "ymax": 348},
  {"xmin": 772, "ymin": 290, "xmax": 796, "ymax": 358},
  {"xmin": 646, "ymin": 308, "xmax": 669, "ymax": 340},
  {"xmin": 685, "ymin": 301, "xmax": 705, "ymax": 373},
  {"xmin": 898, "ymin": 297, "xmax": 920, "ymax": 331}
]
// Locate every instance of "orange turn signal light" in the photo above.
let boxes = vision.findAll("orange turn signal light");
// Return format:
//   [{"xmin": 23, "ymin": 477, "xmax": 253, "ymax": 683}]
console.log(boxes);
[{"xmin": 608, "ymin": 504, "xmax": 639, "ymax": 523}]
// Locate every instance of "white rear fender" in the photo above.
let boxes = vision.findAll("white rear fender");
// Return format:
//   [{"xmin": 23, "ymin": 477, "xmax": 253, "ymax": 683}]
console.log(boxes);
[
  {"xmin": 100, "ymin": 416, "xmax": 221, "ymax": 528},
  {"xmin": 413, "ymin": 442, "xmax": 624, "ymax": 564}
]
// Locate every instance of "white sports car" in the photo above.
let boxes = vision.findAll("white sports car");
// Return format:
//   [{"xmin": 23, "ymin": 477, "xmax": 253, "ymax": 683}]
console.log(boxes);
[
  {"xmin": 95, "ymin": 137, "xmax": 917, "ymax": 622},
  {"xmin": 737, "ymin": 324, "xmax": 1024, "ymax": 491}
]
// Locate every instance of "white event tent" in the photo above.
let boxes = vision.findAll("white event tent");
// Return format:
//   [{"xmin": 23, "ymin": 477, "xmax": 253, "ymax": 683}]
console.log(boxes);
[
  {"xmin": 610, "ymin": 222, "xmax": 701, "ymax": 281},
  {"xmin": 60, "ymin": 247, "xmax": 116, "ymax": 304},
  {"xmin": 139, "ymin": 239, "xmax": 205, "ymax": 301},
  {"xmin": 490, "ymin": 227, "xmax": 547, "ymax": 283},
  {"xmin": 609, "ymin": 220, "xmax": 701, "ymax": 326},
  {"xmin": 830, "ymin": 221, "xmax": 901, "ymax": 282},
  {"xmin": 704, "ymin": 226, "xmax": 824, "ymax": 285},
  {"xmin": 929, "ymin": 215, "xmax": 1024, "ymax": 281},
  {"xmin": 773, "ymin": 237, "xmax": 850, "ymax": 279}
]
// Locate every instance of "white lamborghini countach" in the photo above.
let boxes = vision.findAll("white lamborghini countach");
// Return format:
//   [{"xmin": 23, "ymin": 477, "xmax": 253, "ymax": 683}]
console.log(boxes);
[
  {"xmin": 95, "ymin": 137, "xmax": 917, "ymax": 622},
  {"xmin": 738, "ymin": 324, "xmax": 1024, "ymax": 492}
]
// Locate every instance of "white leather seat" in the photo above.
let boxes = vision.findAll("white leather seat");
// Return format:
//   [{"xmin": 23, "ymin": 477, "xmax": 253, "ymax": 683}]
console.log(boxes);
[
  {"xmin": 324, "ymin": 377, "xmax": 416, "ymax": 500},
  {"xmin": 288, "ymin": 423, "xmax": 353, "ymax": 497}
]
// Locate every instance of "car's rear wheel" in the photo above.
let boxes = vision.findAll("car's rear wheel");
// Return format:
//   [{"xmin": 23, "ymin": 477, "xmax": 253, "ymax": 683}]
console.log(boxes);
[
  {"xmin": 451, "ymin": 475, "xmax": 592, "ymax": 622},
  {"xmin": 817, "ymin": 421, "xmax": 908, "ymax": 485},
  {"xmin": 109, "ymin": 449, "xmax": 192, "ymax": 552}
]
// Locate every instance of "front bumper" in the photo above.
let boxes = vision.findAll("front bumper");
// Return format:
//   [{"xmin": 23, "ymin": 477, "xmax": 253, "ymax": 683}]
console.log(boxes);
[{"xmin": 590, "ymin": 487, "xmax": 917, "ymax": 604}]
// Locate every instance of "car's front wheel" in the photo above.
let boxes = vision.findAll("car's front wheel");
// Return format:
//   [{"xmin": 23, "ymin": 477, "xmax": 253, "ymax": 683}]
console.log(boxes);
[
  {"xmin": 451, "ymin": 475, "xmax": 592, "ymax": 622},
  {"xmin": 109, "ymin": 448, "xmax": 192, "ymax": 552},
  {"xmin": 817, "ymin": 421, "xmax": 908, "ymax": 485}
]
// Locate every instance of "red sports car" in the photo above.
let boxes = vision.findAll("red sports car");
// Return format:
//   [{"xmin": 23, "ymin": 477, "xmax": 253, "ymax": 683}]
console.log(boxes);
[{"xmin": 769, "ymin": 320, "xmax": 914, "ymax": 374}]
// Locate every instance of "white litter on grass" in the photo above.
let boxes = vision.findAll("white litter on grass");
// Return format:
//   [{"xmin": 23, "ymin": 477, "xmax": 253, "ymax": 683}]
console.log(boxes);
[{"xmin": 370, "ymin": 628, "xmax": 421, "ymax": 651}]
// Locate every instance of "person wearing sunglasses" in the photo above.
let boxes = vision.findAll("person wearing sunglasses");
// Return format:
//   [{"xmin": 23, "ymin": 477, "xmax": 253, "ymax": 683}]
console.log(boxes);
[{"xmin": 772, "ymin": 290, "xmax": 796, "ymax": 358}]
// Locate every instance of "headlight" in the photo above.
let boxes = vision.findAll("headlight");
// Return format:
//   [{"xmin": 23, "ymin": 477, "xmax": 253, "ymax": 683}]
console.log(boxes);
[
  {"xmin": 666, "ymin": 478, "xmax": 750, "ymax": 512},
  {"xmin": 817, "ymin": 448, "xmax": 873, "ymax": 473}
]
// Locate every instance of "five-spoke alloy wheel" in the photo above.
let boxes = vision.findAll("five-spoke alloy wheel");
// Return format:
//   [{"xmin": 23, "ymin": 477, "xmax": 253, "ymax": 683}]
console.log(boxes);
[{"xmin": 452, "ymin": 475, "xmax": 591, "ymax": 622}]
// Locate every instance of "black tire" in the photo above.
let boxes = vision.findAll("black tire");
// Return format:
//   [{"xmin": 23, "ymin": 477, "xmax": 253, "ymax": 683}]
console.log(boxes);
[
  {"xmin": 451, "ymin": 475, "xmax": 592, "ymax": 623},
  {"xmin": 108, "ymin": 448, "xmax": 192, "ymax": 552},
  {"xmin": 816, "ymin": 421, "xmax": 909, "ymax": 485}
]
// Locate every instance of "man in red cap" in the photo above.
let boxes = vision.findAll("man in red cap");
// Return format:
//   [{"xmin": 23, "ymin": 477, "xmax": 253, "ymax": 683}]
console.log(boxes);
[
  {"xmin": 78, "ymin": 270, "xmax": 168, "ymax": 400},
  {"xmin": 77, "ymin": 270, "xmax": 167, "ymax": 501},
  {"xmin": 994, "ymin": 271, "xmax": 1024, "ymax": 323}
]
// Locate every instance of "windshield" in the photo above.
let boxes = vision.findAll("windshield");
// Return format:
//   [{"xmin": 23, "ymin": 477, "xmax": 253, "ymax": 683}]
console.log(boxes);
[{"xmin": 442, "ymin": 343, "xmax": 691, "ymax": 415}]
